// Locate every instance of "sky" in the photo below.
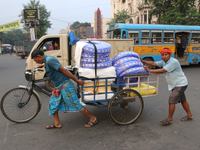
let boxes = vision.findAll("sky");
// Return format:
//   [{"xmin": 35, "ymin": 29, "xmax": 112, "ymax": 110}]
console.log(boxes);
[{"xmin": 0, "ymin": 0, "xmax": 111, "ymax": 34}]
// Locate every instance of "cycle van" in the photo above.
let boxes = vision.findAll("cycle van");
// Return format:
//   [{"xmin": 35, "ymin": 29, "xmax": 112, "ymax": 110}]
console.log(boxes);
[{"xmin": 1, "ymin": 35, "xmax": 160, "ymax": 125}]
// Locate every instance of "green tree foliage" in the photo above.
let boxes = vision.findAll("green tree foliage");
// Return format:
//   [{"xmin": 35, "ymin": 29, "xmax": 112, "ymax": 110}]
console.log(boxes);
[
  {"xmin": 70, "ymin": 21, "xmax": 80, "ymax": 30},
  {"xmin": 107, "ymin": 9, "xmax": 131, "ymax": 25},
  {"xmin": 70, "ymin": 21, "xmax": 91, "ymax": 38},
  {"xmin": 0, "ymin": 29, "xmax": 28, "ymax": 45},
  {"xmin": 146, "ymin": 0, "xmax": 200, "ymax": 25},
  {"xmin": 20, "ymin": 0, "xmax": 51, "ymax": 38},
  {"xmin": 70, "ymin": 22, "xmax": 91, "ymax": 29}
]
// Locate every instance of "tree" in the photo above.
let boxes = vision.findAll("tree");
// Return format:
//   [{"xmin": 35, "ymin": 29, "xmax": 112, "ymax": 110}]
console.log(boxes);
[
  {"xmin": 146, "ymin": 0, "xmax": 200, "ymax": 25},
  {"xmin": 107, "ymin": 9, "xmax": 131, "ymax": 25},
  {"xmin": 20, "ymin": 0, "xmax": 51, "ymax": 39},
  {"xmin": 70, "ymin": 21, "xmax": 91, "ymax": 38},
  {"xmin": 70, "ymin": 21, "xmax": 80, "ymax": 30},
  {"xmin": 0, "ymin": 29, "xmax": 28, "ymax": 45}
]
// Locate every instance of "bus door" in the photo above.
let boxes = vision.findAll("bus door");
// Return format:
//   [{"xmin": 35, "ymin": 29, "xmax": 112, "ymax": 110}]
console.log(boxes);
[{"xmin": 175, "ymin": 32, "xmax": 190, "ymax": 65}]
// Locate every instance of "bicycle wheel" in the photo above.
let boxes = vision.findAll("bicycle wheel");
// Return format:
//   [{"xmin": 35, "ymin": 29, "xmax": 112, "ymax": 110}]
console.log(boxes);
[
  {"xmin": 1, "ymin": 87, "xmax": 41, "ymax": 123},
  {"xmin": 108, "ymin": 89, "xmax": 143, "ymax": 125}
]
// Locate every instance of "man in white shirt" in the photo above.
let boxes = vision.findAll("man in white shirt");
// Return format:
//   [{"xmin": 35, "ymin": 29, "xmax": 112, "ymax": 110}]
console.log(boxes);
[{"xmin": 141, "ymin": 48, "xmax": 193, "ymax": 126}]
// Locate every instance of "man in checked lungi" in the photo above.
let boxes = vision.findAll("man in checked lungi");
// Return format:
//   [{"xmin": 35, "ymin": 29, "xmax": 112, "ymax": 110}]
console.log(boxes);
[
  {"xmin": 140, "ymin": 48, "xmax": 193, "ymax": 126},
  {"xmin": 31, "ymin": 49, "xmax": 97, "ymax": 129}
]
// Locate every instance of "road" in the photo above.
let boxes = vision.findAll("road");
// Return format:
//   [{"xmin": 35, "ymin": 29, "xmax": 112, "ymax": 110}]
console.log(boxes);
[{"xmin": 0, "ymin": 54, "xmax": 200, "ymax": 150}]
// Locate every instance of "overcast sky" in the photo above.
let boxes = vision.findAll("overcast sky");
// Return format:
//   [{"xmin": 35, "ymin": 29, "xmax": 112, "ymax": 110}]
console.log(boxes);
[{"xmin": 0, "ymin": 0, "xmax": 111, "ymax": 34}]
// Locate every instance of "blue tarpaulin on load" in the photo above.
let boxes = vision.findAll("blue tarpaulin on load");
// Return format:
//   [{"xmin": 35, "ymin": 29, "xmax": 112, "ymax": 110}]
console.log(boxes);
[{"xmin": 68, "ymin": 31, "xmax": 80, "ymax": 46}]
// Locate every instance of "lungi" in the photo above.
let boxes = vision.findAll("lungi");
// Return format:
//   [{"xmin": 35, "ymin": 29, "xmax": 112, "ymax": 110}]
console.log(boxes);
[{"xmin": 48, "ymin": 80, "xmax": 83, "ymax": 116}]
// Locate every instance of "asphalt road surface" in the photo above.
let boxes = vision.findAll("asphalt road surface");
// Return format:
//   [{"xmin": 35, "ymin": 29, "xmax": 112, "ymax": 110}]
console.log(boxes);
[{"xmin": 0, "ymin": 54, "xmax": 200, "ymax": 150}]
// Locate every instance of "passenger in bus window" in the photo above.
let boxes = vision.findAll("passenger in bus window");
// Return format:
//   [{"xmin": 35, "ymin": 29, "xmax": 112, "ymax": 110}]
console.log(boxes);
[{"xmin": 141, "ymin": 48, "xmax": 193, "ymax": 126}]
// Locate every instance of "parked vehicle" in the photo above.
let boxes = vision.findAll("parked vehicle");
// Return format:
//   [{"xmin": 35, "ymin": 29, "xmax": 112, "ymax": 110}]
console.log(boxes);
[{"xmin": 15, "ymin": 41, "xmax": 36, "ymax": 59}]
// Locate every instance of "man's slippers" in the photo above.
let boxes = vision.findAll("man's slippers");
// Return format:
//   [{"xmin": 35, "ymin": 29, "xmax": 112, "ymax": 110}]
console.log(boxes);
[
  {"xmin": 180, "ymin": 116, "xmax": 193, "ymax": 121},
  {"xmin": 85, "ymin": 119, "xmax": 98, "ymax": 128},
  {"xmin": 46, "ymin": 123, "xmax": 62, "ymax": 129},
  {"xmin": 160, "ymin": 119, "xmax": 172, "ymax": 126}
]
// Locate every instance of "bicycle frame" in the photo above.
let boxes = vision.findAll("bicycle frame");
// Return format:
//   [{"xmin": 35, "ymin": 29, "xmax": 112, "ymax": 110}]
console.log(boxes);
[{"xmin": 19, "ymin": 69, "xmax": 52, "ymax": 108}]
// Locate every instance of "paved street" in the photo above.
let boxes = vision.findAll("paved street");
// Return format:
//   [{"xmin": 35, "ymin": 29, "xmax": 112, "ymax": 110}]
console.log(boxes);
[{"xmin": 0, "ymin": 54, "xmax": 200, "ymax": 150}]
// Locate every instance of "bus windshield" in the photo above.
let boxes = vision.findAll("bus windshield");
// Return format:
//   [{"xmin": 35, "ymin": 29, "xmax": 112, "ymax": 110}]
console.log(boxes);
[{"xmin": 107, "ymin": 29, "xmax": 121, "ymax": 39}]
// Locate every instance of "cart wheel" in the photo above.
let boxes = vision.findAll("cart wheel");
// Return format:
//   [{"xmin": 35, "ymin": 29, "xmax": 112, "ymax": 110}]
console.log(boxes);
[
  {"xmin": 143, "ymin": 58, "xmax": 154, "ymax": 69},
  {"xmin": 45, "ymin": 79, "xmax": 54, "ymax": 92},
  {"xmin": 108, "ymin": 89, "xmax": 143, "ymax": 125}
]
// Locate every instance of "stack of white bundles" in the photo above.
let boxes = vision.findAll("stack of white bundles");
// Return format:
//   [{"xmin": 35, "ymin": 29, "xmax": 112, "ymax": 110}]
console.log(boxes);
[{"xmin": 75, "ymin": 41, "xmax": 116, "ymax": 79}]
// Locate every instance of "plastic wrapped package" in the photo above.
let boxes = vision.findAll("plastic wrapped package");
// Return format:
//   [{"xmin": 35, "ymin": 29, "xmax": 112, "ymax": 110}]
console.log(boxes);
[
  {"xmin": 115, "ymin": 61, "xmax": 144, "ymax": 76},
  {"xmin": 113, "ymin": 57, "xmax": 140, "ymax": 67},
  {"xmin": 82, "ymin": 41, "xmax": 111, "ymax": 54},
  {"xmin": 81, "ymin": 59, "xmax": 112, "ymax": 69},
  {"xmin": 81, "ymin": 55, "xmax": 110, "ymax": 63},
  {"xmin": 80, "ymin": 41, "xmax": 112, "ymax": 69},
  {"xmin": 112, "ymin": 51, "xmax": 140, "ymax": 65},
  {"xmin": 119, "ymin": 67, "xmax": 149, "ymax": 77},
  {"xmin": 112, "ymin": 51, "xmax": 149, "ymax": 87},
  {"xmin": 78, "ymin": 66, "xmax": 116, "ymax": 79}
]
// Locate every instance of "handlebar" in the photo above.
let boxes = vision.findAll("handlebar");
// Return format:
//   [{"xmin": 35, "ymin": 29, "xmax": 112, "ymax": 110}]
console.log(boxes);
[
  {"xmin": 32, "ymin": 67, "xmax": 44, "ymax": 72},
  {"xmin": 25, "ymin": 67, "xmax": 44, "ymax": 82},
  {"xmin": 36, "ymin": 68, "xmax": 44, "ymax": 72}
]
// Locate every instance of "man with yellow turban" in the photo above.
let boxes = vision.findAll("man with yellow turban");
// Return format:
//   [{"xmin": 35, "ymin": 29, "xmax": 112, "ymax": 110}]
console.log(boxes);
[{"xmin": 140, "ymin": 48, "xmax": 193, "ymax": 125}]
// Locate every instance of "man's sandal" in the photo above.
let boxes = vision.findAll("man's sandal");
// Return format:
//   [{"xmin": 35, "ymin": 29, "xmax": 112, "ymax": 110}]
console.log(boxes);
[
  {"xmin": 160, "ymin": 119, "xmax": 172, "ymax": 126},
  {"xmin": 180, "ymin": 116, "xmax": 193, "ymax": 121},
  {"xmin": 85, "ymin": 119, "xmax": 98, "ymax": 128},
  {"xmin": 46, "ymin": 123, "xmax": 62, "ymax": 129}
]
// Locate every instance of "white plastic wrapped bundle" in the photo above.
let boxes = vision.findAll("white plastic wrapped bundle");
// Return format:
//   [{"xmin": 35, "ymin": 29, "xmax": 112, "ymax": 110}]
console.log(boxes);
[
  {"xmin": 116, "ymin": 61, "xmax": 144, "ymax": 76},
  {"xmin": 112, "ymin": 51, "xmax": 149, "ymax": 86},
  {"xmin": 81, "ymin": 55, "xmax": 110, "ymax": 63},
  {"xmin": 80, "ymin": 41, "xmax": 112, "ymax": 69},
  {"xmin": 113, "ymin": 57, "xmax": 140, "ymax": 68},
  {"xmin": 82, "ymin": 41, "xmax": 111, "ymax": 54},
  {"xmin": 112, "ymin": 51, "xmax": 140, "ymax": 65},
  {"xmin": 81, "ymin": 59, "xmax": 112, "ymax": 69}
]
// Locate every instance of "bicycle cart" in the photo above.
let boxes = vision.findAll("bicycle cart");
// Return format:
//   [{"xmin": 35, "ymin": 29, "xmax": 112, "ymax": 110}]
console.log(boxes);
[
  {"xmin": 78, "ymin": 74, "xmax": 159, "ymax": 125},
  {"xmin": 1, "ymin": 67, "xmax": 159, "ymax": 125}
]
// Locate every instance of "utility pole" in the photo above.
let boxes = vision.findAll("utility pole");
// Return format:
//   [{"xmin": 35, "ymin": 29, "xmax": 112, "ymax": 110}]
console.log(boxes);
[
  {"xmin": 33, "ymin": 0, "xmax": 37, "ymax": 39},
  {"xmin": 33, "ymin": 0, "xmax": 35, "ymax": 9}
]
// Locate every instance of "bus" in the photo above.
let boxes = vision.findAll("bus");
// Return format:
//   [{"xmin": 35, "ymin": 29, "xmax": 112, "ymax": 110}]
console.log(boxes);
[{"xmin": 107, "ymin": 23, "xmax": 200, "ymax": 65}]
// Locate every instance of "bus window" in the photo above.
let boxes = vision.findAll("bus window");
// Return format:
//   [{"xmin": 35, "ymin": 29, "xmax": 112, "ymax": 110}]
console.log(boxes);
[
  {"xmin": 113, "ymin": 29, "xmax": 121, "ymax": 39},
  {"xmin": 191, "ymin": 32, "xmax": 200, "ymax": 44},
  {"xmin": 128, "ymin": 31, "xmax": 139, "ymax": 45},
  {"xmin": 141, "ymin": 30, "xmax": 150, "ymax": 44},
  {"xmin": 164, "ymin": 31, "xmax": 174, "ymax": 44},
  {"xmin": 151, "ymin": 30, "xmax": 162, "ymax": 44}
]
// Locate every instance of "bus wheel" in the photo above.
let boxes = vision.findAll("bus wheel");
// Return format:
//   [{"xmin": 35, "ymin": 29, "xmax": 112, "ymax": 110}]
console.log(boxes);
[{"xmin": 143, "ymin": 58, "xmax": 154, "ymax": 69}]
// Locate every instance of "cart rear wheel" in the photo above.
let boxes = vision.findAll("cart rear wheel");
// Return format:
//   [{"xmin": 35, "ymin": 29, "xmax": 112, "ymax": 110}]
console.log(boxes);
[
  {"xmin": 21, "ymin": 55, "xmax": 25, "ymax": 59},
  {"xmin": 143, "ymin": 58, "xmax": 154, "ymax": 69},
  {"xmin": 45, "ymin": 79, "xmax": 54, "ymax": 92},
  {"xmin": 108, "ymin": 89, "xmax": 143, "ymax": 125}
]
